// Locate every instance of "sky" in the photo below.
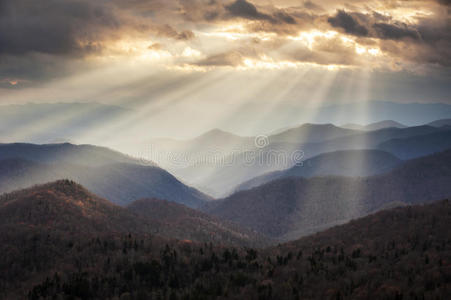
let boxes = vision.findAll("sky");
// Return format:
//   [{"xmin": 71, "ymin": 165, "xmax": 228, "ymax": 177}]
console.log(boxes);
[{"xmin": 0, "ymin": 0, "xmax": 450, "ymax": 138}]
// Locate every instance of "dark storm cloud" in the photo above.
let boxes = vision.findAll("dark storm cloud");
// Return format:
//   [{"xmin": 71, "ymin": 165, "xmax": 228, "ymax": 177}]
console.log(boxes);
[
  {"xmin": 303, "ymin": 1, "xmax": 324, "ymax": 12},
  {"xmin": 0, "ymin": 0, "xmax": 194, "ymax": 57},
  {"xmin": 327, "ymin": 9, "xmax": 442, "ymax": 42},
  {"xmin": 373, "ymin": 23, "xmax": 419, "ymax": 40},
  {"xmin": 1, "ymin": 0, "xmax": 451, "ymax": 83},
  {"xmin": 274, "ymin": 11, "xmax": 297, "ymax": 24},
  {"xmin": 326, "ymin": 8, "xmax": 451, "ymax": 67},
  {"xmin": 327, "ymin": 10, "xmax": 369, "ymax": 36},
  {"xmin": 436, "ymin": 0, "xmax": 451, "ymax": 6},
  {"xmin": 0, "ymin": 0, "xmax": 195, "ymax": 82},
  {"xmin": 224, "ymin": 0, "xmax": 298, "ymax": 25},
  {"xmin": 0, "ymin": 0, "xmax": 119, "ymax": 56},
  {"xmin": 328, "ymin": 10, "xmax": 420, "ymax": 41},
  {"xmin": 378, "ymin": 20, "xmax": 451, "ymax": 67},
  {"xmin": 225, "ymin": 0, "xmax": 272, "ymax": 21}
]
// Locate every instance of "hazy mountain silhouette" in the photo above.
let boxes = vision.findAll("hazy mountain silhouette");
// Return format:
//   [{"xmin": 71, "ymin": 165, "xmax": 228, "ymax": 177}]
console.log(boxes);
[
  {"xmin": 236, "ymin": 150, "xmax": 402, "ymax": 192},
  {"xmin": 0, "ymin": 143, "xmax": 210, "ymax": 208},
  {"xmin": 378, "ymin": 129, "xmax": 451, "ymax": 159},
  {"xmin": 315, "ymin": 101, "xmax": 451, "ymax": 125},
  {"xmin": 312, "ymin": 125, "xmax": 442, "ymax": 154},
  {"xmin": 164, "ymin": 125, "xmax": 446, "ymax": 197},
  {"xmin": 150, "ymin": 129, "xmax": 253, "ymax": 154},
  {"xmin": 0, "ymin": 142, "xmax": 152, "ymax": 167},
  {"xmin": 203, "ymin": 150, "xmax": 451, "ymax": 240},
  {"xmin": 427, "ymin": 118, "xmax": 451, "ymax": 127},
  {"xmin": 342, "ymin": 120, "xmax": 407, "ymax": 131},
  {"xmin": 268, "ymin": 123, "xmax": 358, "ymax": 144}
]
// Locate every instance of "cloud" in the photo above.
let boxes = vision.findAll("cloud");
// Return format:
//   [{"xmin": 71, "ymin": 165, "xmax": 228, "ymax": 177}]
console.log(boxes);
[
  {"xmin": 373, "ymin": 23, "xmax": 419, "ymax": 40},
  {"xmin": 1, "ymin": 0, "xmax": 450, "ymax": 84},
  {"xmin": 224, "ymin": 0, "xmax": 299, "ymax": 25},
  {"xmin": 195, "ymin": 51, "xmax": 244, "ymax": 67},
  {"xmin": 0, "ymin": 0, "xmax": 196, "ymax": 82},
  {"xmin": 436, "ymin": 0, "xmax": 451, "ymax": 6},
  {"xmin": 327, "ymin": 10, "xmax": 369, "ymax": 36},
  {"xmin": 0, "ymin": 0, "xmax": 118, "ymax": 56},
  {"xmin": 303, "ymin": 1, "xmax": 324, "ymax": 12},
  {"xmin": 225, "ymin": 0, "xmax": 272, "ymax": 21},
  {"xmin": 326, "ymin": 7, "xmax": 451, "ymax": 68}
]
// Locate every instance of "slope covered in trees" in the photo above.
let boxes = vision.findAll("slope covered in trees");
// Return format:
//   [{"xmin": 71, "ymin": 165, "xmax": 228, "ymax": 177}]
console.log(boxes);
[
  {"xmin": 128, "ymin": 198, "xmax": 268, "ymax": 247},
  {"xmin": 205, "ymin": 150, "xmax": 451, "ymax": 240},
  {"xmin": 0, "ymin": 181, "xmax": 262, "ymax": 248},
  {"xmin": 1, "ymin": 193, "xmax": 449, "ymax": 299}
]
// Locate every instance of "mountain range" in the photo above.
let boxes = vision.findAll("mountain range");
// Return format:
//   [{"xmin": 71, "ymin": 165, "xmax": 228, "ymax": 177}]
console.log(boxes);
[
  {"xmin": 0, "ymin": 143, "xmax": 209, "ymax": 208},
  {"xmin": 236, "ymin": 149, "xmax": 403, "ymax": 192},
  {"xmin": 0, "ymin": 180, "xmax": 263, "ymax": 247},
  {"xmin": 1, "ymin": 179, "xmax": 448, "ymax": 298},
  {"xmin": 1, "ymin": 108, "xmax": 451, "ymax": 299},
  {"xmin": 169, "ymin": 124, "xmax": 448, "ymax": 197},
  {"xmin": 341, "ymin": 120, "xmax": 407, "ymax": 131},
  {"xmin": 203, "ymin": 150, "xmax": 451, "ymax": 241}
]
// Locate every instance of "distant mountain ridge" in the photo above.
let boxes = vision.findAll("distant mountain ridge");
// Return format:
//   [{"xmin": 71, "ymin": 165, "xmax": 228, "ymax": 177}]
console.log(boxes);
[
  {"xmin": 0, "ymin": 142, "xmax": 153, "ymax": 167},
  {"xmin": 342, "ymin": 120, "xmax": 407, "ymax": 131},
  {"xmin": 236, "ymin": 149, "xmax": 403, "ymax": 192},
  {"xmin": 268, "ymin": 123, "xmax": 358, "ymax": 144},
  {"xmin": 0, "ymin": 143, "xmax": 210, "ymax": 208},
  {"xmin": 315, "ymin": 101, "xmax": 451, "ymax": 125},
  {"xmin": 165, "ymin": 124, "xmax": 447, "ymax": 197},
  {"xmin": 427, "ymin": 119, "xmax": 451, "ymax": 127},
  {"xmin": 204, "ymin": 150, "xmax": 451, "ymax": 240},
  {"xmin": 377, "ymin": 129, "xmax": 451, "ymax": 159}
]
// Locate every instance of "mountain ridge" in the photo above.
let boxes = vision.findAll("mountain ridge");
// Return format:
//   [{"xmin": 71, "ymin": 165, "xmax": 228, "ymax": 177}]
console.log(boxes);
[
  {"xmin": 204, "ymin": 150, "xmax": 451, "ymax": 240},
  {"xmin": 236, "ymin": 149, "xmax": 403, "ymax": 192},
  {"xmin": 0, "ymin": 143, "xmax": 211, "ymax": 208}
]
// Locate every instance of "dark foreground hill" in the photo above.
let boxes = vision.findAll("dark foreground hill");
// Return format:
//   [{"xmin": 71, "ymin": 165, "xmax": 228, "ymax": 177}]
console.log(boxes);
[
  {"xmin": 237, "ymin": 150, "xmax": 402, "ymax": 192},
  {"xmin": 0, "ymin": 180, "xmax": 147, "ymax": 235},
  {"xmin": 0, "ymin": 143, "xmax": 211, "ymax": 208},
  {"xmin": 0, "ymin": 181, "xmax": 262, "ymax": 247},
  {"xmin": 205, "ymin": 150, "xmax": 451, "ymax": 240},
  {"xmin": 128, "ymin": 198, "xmax": 268, "ymax": 247},
  {"xmin": 2, "ymin": 195, "xmax": 449, "ymax": 299}
]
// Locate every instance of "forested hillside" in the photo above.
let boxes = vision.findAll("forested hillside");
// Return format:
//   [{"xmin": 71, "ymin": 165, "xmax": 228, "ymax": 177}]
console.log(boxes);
[{"xmin": 1, "ymin": 193, "xmax": 448, "ymax": 299}]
